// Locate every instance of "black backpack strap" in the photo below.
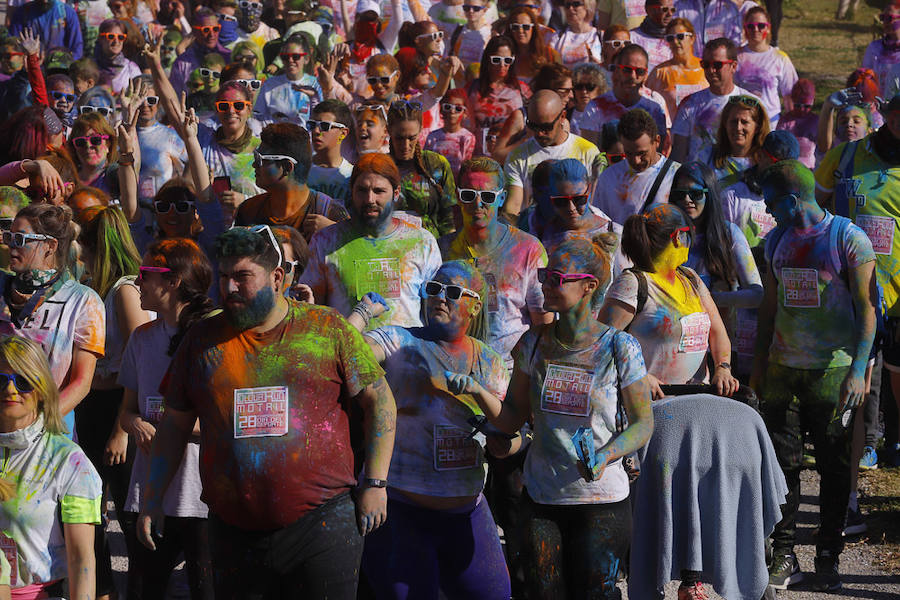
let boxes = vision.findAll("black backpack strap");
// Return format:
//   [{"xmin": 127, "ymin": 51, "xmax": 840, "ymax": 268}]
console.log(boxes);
[
  {"xmin": 833, "ymin": 140, "xmax": 860, "ymax": 217},
  {"xmin": 624, "ymin": 268, "xmax": 648, "ymax": 316},
  {"xmin": 640, "ymin": 157, "xmax": 673, "ymax": 213}
]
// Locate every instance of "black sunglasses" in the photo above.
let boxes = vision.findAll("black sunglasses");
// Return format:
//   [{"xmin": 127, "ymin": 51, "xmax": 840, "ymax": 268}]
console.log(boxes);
[
  {"xmin": 670, "ymin": 188, "xmax": 707, "ymax": 204},
  {"xmin": 526, "ymin": 109, "xmax": 565, "ymax": 133},
  {"xmin": 550, "ymin": 194, "xmax": 589, "ymax": 209},
  {"xmin": 154, "ymin": 200, "xmax": 194, "ymax": 214}
]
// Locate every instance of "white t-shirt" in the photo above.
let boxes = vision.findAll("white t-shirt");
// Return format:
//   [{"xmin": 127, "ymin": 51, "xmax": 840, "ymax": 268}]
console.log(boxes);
[
  {"xmin": 197, "ymin": 123, "xmax": 263, "ymax": 200},
  {"xmin": 505, "ymin": 133, "xmax": 602, "ymax": 203},
  {"xmin": 515, "ymin": 324, "xmax": 646, "ymax": 504},
  {"xmin": 118, "ymin": 319, "xmax": 208, "ymax": 518},
  {"xmin": 299, "ymin": 217, "xmax": 443, "ymax": 330},
  {"xmin": 671, "ymin": 86, "xmax": 760, "ymax": 164},
  {"xmin": 577, "ymin": 92, "xmax": 669, "ymax": 148},
  {"xmin": 628, "ymin": 28, "xmax": 672, "ymax": 71},
  {"xmin": 365, "ymin": 326, "xmax": 508, "ymax": 497},
  {"xmin": 0, "ymin": 416, "xmax": 102, "ymax": 587},
  {"xmin": 95, "ymin": 276, "xmax": 154, "ymax": 379},
  {"xmin": 439, "ymin": 225, "xmax": 548, "ymax": 367},
  {"xmin": 448, "ymin": 24, "xmax": 493, "ymax": 66},
  {"xmin": 308, "ymin": 159, "xmax": 354, "ymax": 206},
  {"xmin": 137, "ymin": 122, "xmax": 187, "ymax": 202},
  {"xmin": 254, "ymin": 73, "xmax": 324, "ymax": 128},
  {"xmin": 735, "ymin": 46, "xmax": 798, "ymax": 126},
  {"xmin": 550, "ymin": 28, "xmax": 604, "ymax": 68},
  {"xmin": 606, "ymin": 267, "xmax": 712, "ymax": 384},
  {"xmin": 424, "ymin": 128, "xmax": 477, "ymax": 176},
  {"xmin": 590, "ymin": 154, "xmax": 678, "ymax": 226}
]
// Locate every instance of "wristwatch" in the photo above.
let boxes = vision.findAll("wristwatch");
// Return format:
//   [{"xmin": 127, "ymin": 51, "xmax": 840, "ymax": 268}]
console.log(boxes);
[
  {"xmin": 717, "ymin": 362, "xmax": 732, "ymax": 371},
  {"xmin": 362, "ymin": 477, "xmax": 387, "ymax": 488}
]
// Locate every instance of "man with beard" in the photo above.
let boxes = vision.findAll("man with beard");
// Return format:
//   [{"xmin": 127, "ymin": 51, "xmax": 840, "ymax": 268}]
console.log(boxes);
[
  {"xmin": 299, "ymin": 153, "xmax": 442, "ymax": 331},
  {"xmin": 138, "ymin": 225, "xmax": 397, "ymax": 599}
]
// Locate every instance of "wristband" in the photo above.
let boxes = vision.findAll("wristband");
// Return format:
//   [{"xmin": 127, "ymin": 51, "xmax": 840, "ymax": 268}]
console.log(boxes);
[
  {"xmin": 362, "ymin": 478, "xmax": 387, "ymax": 488},
  {"xmin": 717, "ymin": 362, "xmax": 731, "ymax": 371}
]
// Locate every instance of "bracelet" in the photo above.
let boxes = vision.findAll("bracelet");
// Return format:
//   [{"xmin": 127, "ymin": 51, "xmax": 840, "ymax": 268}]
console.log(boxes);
[
  {"xmin": 361, "ymin": 478, "xmax": 387, "ymax": 488},
  {"xmin": 351, "ymin": 302, "xmax": 374, "ymax": 324},
  {"xmin": 717, "ymin": 362, "xmax": 732, "ymax": 371}
]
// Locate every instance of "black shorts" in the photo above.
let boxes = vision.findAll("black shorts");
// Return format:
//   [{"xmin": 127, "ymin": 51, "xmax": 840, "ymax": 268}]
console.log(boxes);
[{"xmin": 882, "ymin": 316, "xmax": 900, "ymax": 371}]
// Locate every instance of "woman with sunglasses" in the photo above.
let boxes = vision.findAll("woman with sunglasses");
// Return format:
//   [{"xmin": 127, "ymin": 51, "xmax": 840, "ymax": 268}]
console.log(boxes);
[
  {"xmin": 734, "ymin": 6, "xmax": 797, "ymax": 128},
  {"xmin": 0, "ymin": 335, "xmax": 102, "ymax": 599},
  {"xmin": 454, "ymin": 232, "xmax": 651, "ymax": 599},
  {"xmin": 861, "ymin": 0, "xmax": 900, "ymax": 97},
  {"xmin": 119, "ymin": 238, "xmax": 215, "ymax": 600},
  {"xmin": 599, "ymin": 203, "xmax": 739, "ymax": 400},
  {"xmin": 68, "ymin": 112, "xmax": 118, "ymax": 193},
  {"xmin": 231, "ymin": 40, "xmax": 265, "ymax": 77},
  {"xmin": 76, "ymin": 86, "xmax": 117, "ymax": 125},
  {"xmin": 569, "ymin": 63, "xmax": 607, "ymax": 145},
  {"xmin": 668, "ymin": 162, "xmax": 762, "ymax": 377},
  {"xmin": 646, "ymin": 18, "xmax": 708, "ymax": 119},
  {"xmin": 464, "ymin": 35, "xmax": 528, "ymax": 156},
  {"xmin": 352, "ymin": 260, "xmax": 512, "ymax": 600},
  {"xmin": 505, "ymin": 6, "xmax": 559, "ymax": 92},
  {"xmin": 75, "ymin": 204, "xmax": 153, "ymax": 600},
  {"xmin": 255, "ymin": 34, "xmax": 322, "ymax": 128},
  {"xmin": 387, "ymin": 100, "xmax": 457, "ymax": 238},
  {"xmin": 94, "ymin": 19, "xmax": 140, "ymax": 95},
  {"xmin": 0, "ymin": 204, "xmax": 105, "ymax": 437},
  {"xmin": 424, "ymin": 88, "xmax": 476, "ymax": 177},
  {"xmin": 550, "ymin": 0, "xmax": 603, "ymax": 68}
]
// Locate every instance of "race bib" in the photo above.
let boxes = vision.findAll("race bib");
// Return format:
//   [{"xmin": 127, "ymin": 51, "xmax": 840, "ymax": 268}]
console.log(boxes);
[
  {"xmin": 857, "ymin": 214, "xmax": 895, "ymax": 255},
  {"xmin": 750, "ymin": 203, "xmax": 777, "ymax": 239},
  {"xmin": 434, "ymin": 424, "xmax": 479, "ymax": 471},
  {"xmin": 678, "ymin": 312, "xmax": 711, "ymax": 353},
  {"xmin": 624, "ymin": 0, "xmax": 646, "ymax": 18},
  {"xmin": 354, "ymin": 257, "xmax": 402, "ymax": 301},
  {"xmin": 234, "ymin": 386, "xmax": 289, "ymax": 439},
  {"xmin": 735, "ymin": 312, "xmax": 757, "ymax": 357},
  {"xmin": 145, "ymin": 396, "xmax": 164, "ymax": 425},
  {"xmin": 781, "ymin": 268, "xmax": 820, "ymax": 307},
  {"xmin": 0, "ymin": 533, "xmax": 17, "ymax": 586},
  {"xmin": 705, "ymin": 24, "xmax": 726, "ymax": 41},
  {"xmin": 541, "ymin": 363, "xmax": 594, "ymax": 416}
]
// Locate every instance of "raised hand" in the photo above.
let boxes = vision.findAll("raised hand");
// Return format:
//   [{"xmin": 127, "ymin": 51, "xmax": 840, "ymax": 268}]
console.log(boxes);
[{"xmin": 18, "ymin": 28, "xmax": 40, "ymax": 57}]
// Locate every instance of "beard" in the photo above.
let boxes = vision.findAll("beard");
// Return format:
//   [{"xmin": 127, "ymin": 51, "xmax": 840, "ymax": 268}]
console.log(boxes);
[
  {"xmin": 349, "ymin": 198, "xmax": 394, "ymax": 231},
  {"xmin": 223, "ymin": 285, "xmax": 276, "ymax": 330}
]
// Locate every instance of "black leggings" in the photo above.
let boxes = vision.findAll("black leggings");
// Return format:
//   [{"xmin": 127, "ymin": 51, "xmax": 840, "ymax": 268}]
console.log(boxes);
[
  {"xmin": 75, "ymin": 387, "xmax": 136, "ymax": 597},
  {"xmin": 122, "ymin": 514, "xmax": 214, "ymax": 600},
  {"xmin": 521, "ymin": 491, "xmax": 631, "ymax": 600}
]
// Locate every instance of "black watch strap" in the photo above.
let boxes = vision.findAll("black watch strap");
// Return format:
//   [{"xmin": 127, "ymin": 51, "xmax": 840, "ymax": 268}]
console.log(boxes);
[{"xmin": 362, "ymin": 477, "xmax": 387, "ymax": 488}]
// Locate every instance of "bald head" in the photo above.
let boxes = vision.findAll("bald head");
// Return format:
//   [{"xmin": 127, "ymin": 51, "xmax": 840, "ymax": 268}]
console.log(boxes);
[{"xmin": 528, "ymin": 89, "xmax": 564, "ymax": 122}]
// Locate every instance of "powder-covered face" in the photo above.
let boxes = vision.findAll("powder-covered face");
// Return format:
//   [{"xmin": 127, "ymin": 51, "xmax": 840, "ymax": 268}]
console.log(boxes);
[
  {"xmin": 220, "ymin": 255, "xmax": 279, "ymax": 330},
  {"xmin": 836, "ymin": 106, "xmax": 870, "ymax": 142},
  {"xmin": 350, "ymin": 172, "xmax": 396, "ymax": 230},
  {"xmin": 424, "ymin": 263, "xmax": 481, "ymax": 338},
  {"xmin": 459, "ymin": 170, "xmax": 503, "ymax": 230},
  {"xmin": 542, "ymin": 245, "xmax": 597, "ymax": 313},
  {"xmin": 549, "ymin": 179, "xmax": 590, "ymax": 230}
]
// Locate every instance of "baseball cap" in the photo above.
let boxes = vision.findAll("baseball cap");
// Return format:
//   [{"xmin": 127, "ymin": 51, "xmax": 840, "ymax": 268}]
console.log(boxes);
[
  {"xmin": 356, "ymin": 0, "xmax": 381, "ymax": 17},
  {"xmin": 45, "ymin": 48, "xmax": 74, "ymax": 75},
  {"xmin": 762, "ymin": 130, "xmax": 800, "ymax": 162}
]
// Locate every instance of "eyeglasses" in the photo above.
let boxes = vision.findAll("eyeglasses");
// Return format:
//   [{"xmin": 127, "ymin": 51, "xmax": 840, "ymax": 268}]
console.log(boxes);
[
  {"xmin": 744, "ymin": 22, "xmax": 769, "ymax": 31},
  {"xmin": 199, "ymin": 68, "xmax": 221, "ymax": 79},
  {"xmin": 367, "ymin": 70, "xmax": 398, "ymax": 85},
  {"xmin": 2, "ymin": 231, "xmax": 55, "ymax": 248},
  {"xmin": 423, "ymin": 280, "xmax": 480, "ymax": 301},
  {"xmin": 462, "ymin": 4, "xmax": 484, "ymax": 11},
  {"xmin": 509, "ymin": 23, "xmax": 534, "ymax": 31},
  {"xmin": 71, "ymin": 134, "xmax": 110, "ymax": 148},
  {"xmin": 252, "ymin": 150, "xmax": 298, "ymax": 168},
  {"xmin": 144, "ymin": 95, "xmax": 159, "ymax": 106},
  {"xmin": 608, "ymin": 64, "xmax": 647, "ymax": 77},
  {"xmin": 137, "ymin": 265, "xmax": 173, "ymax": 282},
  {"xmin": 249, "ymin": 224, "xmax": 283, "ymax": 265},
  {"xmin": 307, "ymin": 119, "xmax": 347, "ymax": 131},
  {"xmin": 154, "ymin": 199, "xmax": 194, "ymax": 214},
  {"xmin": 51, "ymin": 91, "xmax": 76, "ymax": 103},
  {"xmin": 669, "ymin": 225, "xmax": 691, "ymax": 242},
  {"xmin": 0, "ymin": 372, "xmax": 34, "ymax": 394},
  {"xmin": 727, "ymin": 94, "xmax": 761, "ymax": 108},
  {"xmin": 556, "ymin": 87, "xmax": 574, "ymax": 96},
  {"xmin": 416, "ymin": 31, "xmax": 443, "ymax": 41},
  {"xmin": 700, "ymin": 59, "xmax": 736, "ymax": 70},
  {"xmin": 606, "ymin": 152, "xmax": 626, "ymax": 163},
  {"xmin": 526, "ymin": 108, "xmax": 565, "ymax": 133},
  {"xmin": 99, "ymin": 32, "xmax": 127, "ymax": 42},
  {"xmin": 603, "ymin": 39, "xmax": 627, "ymax": 48},
  {"xmin": 0, "ymin": 52, "xmax": 24, "ymax": 60},
  {"xmin": 879, "ymin": 13, "xmax": 900, "ymax": 22},
  {"xmin": 194, "ymin": 25, "xmax": 221, "ymax": 34},
  {"xmin": 441, "ymin": 102, "xmax": 465, "ymax": 113},
  {"xmin": 665, "ymin": 32, "xmax": 693, "ymax": 42},
  {"xmin": 355, "ymin": 103, "xmax": 389, "ymax": 123},
  {"xmin": 235, "ymin": 78, "xmax": 262, "ymax": 90},
  {"xmin": 239, "ymin": 0, "xmax": 262, "ymax": 8},
  {"xmin": 574, "ymin": 82, "xmax": 596, "ymax": 92},
  {"xmin": 280, "ymin": 52, "xmax": 307, "ymax": 62},
  {"xmin": 489, "ymin": 55, "xmax": 515, "ymax": 66},
  {"xmin": 563, "ymin": 1, "xmax": 583, "ymax": 7},
  {"xmin": 215, "ymin": 100, "xmax": 250, "ymax": 112},
  {"xmin": 458, "ymin": 188, "xmax": 505, "ymax": 204},
  {"xmin": 79, "ymin": 105, "xmax": 114, "ymax": 116},
  {"xmin": 669, "ymin": 188, "xmax": 707, "ymax": 204},
  {"xmin": 550, "ymin": 194, "xmax": 589, "ymax": 209},
  {"xmin": 537, "ymin": 268, "xmax": 596, "ymax": 287}
]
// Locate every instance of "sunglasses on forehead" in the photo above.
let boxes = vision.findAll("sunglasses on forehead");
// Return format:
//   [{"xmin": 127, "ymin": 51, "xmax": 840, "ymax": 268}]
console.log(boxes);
[{"xmin": 727, "ymin": 94, "xmax": 761, "ymax": 108}]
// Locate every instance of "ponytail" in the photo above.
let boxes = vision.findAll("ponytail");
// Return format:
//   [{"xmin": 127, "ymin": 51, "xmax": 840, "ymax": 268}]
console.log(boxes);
[
  {"xmin": 621, "ymin": 204, "xmax": 692, "ymax": 273},
  {"xmin": 169, "ymin": 294, "xmax": 215, "ymax": 355}
]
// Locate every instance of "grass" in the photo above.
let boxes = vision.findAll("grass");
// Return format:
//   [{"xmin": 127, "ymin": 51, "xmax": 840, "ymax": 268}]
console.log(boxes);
[
  {"xmin": 778, "ymin": 0, "xmax": 885, "ymax": 104},
  {"xmin": 858, "ymin": 466, "xmax": 900, "ymax": 574}
]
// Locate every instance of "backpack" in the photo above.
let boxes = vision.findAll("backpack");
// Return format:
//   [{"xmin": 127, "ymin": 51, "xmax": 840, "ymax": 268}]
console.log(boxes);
[{"xmin": 625, "ymin": 266, "xmax": 701, "ymax": 317}]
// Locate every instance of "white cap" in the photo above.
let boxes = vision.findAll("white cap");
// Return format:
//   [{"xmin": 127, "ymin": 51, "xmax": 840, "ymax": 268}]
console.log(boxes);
[{"xmin": 356, "ymin": 0, "xmax": 381, "ymax": 16}]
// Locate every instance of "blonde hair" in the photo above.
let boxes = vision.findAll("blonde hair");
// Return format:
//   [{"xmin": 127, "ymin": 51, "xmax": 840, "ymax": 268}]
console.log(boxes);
[{"xmin": 0, "ymin": 336, "xmax": 65, "ymax": 436}]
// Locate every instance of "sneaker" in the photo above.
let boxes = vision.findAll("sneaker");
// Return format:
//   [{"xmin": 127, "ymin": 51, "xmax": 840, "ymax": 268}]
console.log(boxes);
[
  {"xmin": 812, "ymin": 551, "xmax": 841, "ymax": 591},
  {"xmin": 677, "ymin": 582, "xmax": 709, "ymax": 600},
  {"xmin": 769, "ymin": 552, "xmax": 803, "ymax": 590},
  {"xmin": 844, "ymin": 505, "xmax": 867, "ymax": 536},
  {"xmin": 859, "ymin": 445, "xmax": 879, "ymax": 470}
]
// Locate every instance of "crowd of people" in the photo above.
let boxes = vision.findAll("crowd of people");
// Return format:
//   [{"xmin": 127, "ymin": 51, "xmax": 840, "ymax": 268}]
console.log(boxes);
[{"xmin": 0, "ymin": 0, "xmax": 897, "ymax": 597}]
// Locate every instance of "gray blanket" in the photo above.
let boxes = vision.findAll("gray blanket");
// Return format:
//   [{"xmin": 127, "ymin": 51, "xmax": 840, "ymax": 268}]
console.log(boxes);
[{"xmin": 629, "ymin": 394, "xmax": 788, "ymax": 599}]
